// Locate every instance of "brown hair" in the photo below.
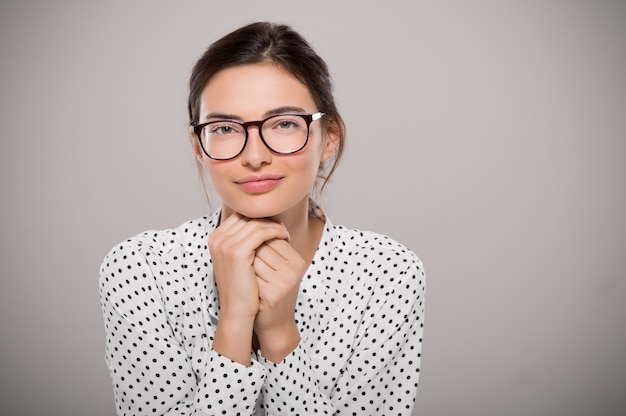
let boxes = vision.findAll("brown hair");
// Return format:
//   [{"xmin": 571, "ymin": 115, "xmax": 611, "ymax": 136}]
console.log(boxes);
[{"xmin": 188, "ymin": 21, "xmax": 346, "ymax": 200}]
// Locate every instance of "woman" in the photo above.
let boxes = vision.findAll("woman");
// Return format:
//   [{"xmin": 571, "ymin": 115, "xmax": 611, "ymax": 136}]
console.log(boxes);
[{"xmin": 100, "ymin": 22, "xmax": 425, "ymax": 416}]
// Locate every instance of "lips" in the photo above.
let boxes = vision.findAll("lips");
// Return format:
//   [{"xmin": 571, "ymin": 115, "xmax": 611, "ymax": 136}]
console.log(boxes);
[{"xmin": 235, "ymin": 174, "xmax": 284, "ymax": 193}]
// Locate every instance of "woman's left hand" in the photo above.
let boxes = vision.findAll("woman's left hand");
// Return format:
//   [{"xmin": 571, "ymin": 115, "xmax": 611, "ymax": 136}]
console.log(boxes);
[{"xmin": 252, "ymin": 236, "xmax": 307, "ymax": 362}]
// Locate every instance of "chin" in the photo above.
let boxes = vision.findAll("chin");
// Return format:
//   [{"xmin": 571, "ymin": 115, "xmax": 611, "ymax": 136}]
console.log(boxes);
[
  {"xmin": 239, "ymin": 210, "xmax": 278, "ymax": 219},
  {"xmin": 221, "ymin": 189, "xmax": 311, "ymax": 220},
  {"xmin": 228, "ymin": 203, "xmax": 283, "ymax": 219}
]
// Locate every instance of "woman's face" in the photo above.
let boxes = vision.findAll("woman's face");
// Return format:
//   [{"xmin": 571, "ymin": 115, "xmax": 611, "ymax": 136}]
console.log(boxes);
[{"xmin": 192, "ymin": 63, "xmax": 337, "ymax": 219}]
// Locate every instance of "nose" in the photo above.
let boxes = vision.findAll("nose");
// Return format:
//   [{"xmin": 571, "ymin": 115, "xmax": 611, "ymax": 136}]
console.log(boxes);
[{"xmin": 240, "ymin": 126, "xmax": 272, "ymax": 168}]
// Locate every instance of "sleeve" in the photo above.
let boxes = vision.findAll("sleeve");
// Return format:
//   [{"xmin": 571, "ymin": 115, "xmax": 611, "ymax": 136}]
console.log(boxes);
[
  {"xmin": 256, "ymin": 257, "xmax": 426, "ymax": 416},
  {"xmin": 258, "ymin": 343, "xmax": 335, "ymax": 415},
  {"xmin": 99, "ymin": 240, "xmax": 267, "ymax": 416}
]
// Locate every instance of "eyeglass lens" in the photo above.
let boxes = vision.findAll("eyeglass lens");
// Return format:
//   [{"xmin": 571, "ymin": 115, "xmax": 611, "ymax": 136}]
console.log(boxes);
[{"xmin": 200, "ymin": 114, "xmax": 311, "ymax": 160}]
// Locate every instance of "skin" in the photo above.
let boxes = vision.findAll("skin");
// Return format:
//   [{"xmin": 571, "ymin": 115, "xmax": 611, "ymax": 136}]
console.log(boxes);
[{"xmin": 190, "ymin": 63, "xmax": 339, "ymax": 365}]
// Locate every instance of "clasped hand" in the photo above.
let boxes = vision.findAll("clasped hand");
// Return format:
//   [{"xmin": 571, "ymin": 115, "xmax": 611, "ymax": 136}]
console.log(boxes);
[{"xmin": 209, "ymin": 213, "xmax": 306, "ymax": 363}]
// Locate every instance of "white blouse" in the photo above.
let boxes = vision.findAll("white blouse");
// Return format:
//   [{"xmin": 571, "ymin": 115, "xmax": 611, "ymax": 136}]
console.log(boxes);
[{"xmin": 99, "ymin": 210, "xmax": 426, "ymax": 415}]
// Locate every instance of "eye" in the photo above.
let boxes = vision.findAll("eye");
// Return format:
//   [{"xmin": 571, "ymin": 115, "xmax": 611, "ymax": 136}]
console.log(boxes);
[
  {"xmin": 207, "ymin": 122, "xmax": 241, "ymax": 136},
  {"xmin": 269, "ymin": 116, "xmax": 304, "ymax": 131},
  {"xmin": 277, "ymin": 120, "xmax": 298, "ymax": 129}
]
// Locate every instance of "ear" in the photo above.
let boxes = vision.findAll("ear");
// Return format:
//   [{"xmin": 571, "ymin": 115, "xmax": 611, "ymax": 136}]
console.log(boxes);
[
  {"xmin": 320, "ymin": 128, "xmax": 340, "ymax": 163},
  {"xmin": 189, "ymin": 126, "xmax": 205, "ymax": 163}
]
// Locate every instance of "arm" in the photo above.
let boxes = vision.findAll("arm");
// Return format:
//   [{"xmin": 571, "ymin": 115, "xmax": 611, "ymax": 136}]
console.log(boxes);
[
  {"xmin": 99, "ymin": 239, "xmax": 266, "ymax": 415},
  {"xmin": 208, "ymin": 214, "xmax": 292, "ymax": 366}
]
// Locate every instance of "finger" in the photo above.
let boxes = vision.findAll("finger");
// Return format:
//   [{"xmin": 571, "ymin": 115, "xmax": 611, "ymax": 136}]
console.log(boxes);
[
  {"xmin": 257, "ymin": 238, "xmax": 297, "ymax": 261},
  {"xmin": 254, "ymin": 243, "xmax": 306, "ymax": 285},
  {"xmin": 260, "ymin": 219, "xmax": 291, "ymax": 243},
  {"xmin": 239, "ymin": 223, "xmax": 290, "ymax": 251},
  {"xmin": 221, "ymin": 216, "xmax": 289, "ymax": 244},
  {"xmin": 209, "ymin": 216, "xmax": 251, "ymax": 255},
  {"xmin": 254, "ymin": 241, "xmax": 289, "ymax": 265},
  {"xmin": 215, "ymin": 212, "xmax": 248, "ymax": 237},
  {"xmin": 212, "ymin": 216, "xmax": 287, "ymax": 254},
  {"xmin": 253, "ymin": 243, "xmax": 299, "ymax": 273},
  {"xmin": 253, "ymin": 256, "xmax": 274, "ymax": 282}
]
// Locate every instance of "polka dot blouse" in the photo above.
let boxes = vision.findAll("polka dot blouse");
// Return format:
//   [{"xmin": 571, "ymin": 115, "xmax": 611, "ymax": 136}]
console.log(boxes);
[{"xmin": 99, "ymin": 210, "xmax": 426, "ymax": 415}]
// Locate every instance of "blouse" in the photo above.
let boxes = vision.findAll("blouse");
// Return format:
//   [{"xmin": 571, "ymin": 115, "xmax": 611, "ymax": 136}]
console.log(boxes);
[{"xmin": 99, "ymin": 210, "xmax": 426, "ymax": 416}]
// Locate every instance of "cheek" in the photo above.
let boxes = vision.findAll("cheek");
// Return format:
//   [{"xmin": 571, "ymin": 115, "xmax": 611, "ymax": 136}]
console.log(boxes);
[
  {"xmin": 293, "ymin": 147, "xmax": 324, "ymax": 180},
  {"xmin": 199, "ymin": 147, "xmax": 323, "ymax": 193},
  {"xmin": 202, "ymin": 160, "xmax": 229, "ymax": 191}
]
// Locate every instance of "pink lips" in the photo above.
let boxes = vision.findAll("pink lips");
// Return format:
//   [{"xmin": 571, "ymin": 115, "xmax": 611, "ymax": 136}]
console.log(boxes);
[{"xmin": 235, "ymin": 174, "xmax": 284, "ymax": 193}]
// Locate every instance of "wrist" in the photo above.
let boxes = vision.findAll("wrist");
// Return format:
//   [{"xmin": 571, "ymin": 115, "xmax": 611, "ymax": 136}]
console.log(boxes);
[
  {"xmin": 213, "ymin": 317, "xmax": 255, "ymax": 366},
  {"xmin": 256, "ymin": 321, "xmax": 300, "ymax": 363}
]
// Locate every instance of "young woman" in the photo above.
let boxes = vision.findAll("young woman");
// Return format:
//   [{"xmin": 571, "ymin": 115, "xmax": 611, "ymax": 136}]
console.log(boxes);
[{"xmin": 99, "ymin": 22, "xmax": 425, "ymax": 416}]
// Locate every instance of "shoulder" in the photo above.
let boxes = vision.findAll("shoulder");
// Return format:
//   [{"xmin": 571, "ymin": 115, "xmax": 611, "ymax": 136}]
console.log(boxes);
[
  {"xmin": 103, "ymin": 215, "xmax": 215, "ymax": 258},
  {"xmin": 320, "ymin": 222, "xmax": 425, "ymax": 332},
  {"xmin": 325, "ymin": 221, "xmax": 425, "ymax": 287},
  {"xmin": 330, "ymin": 223, "xmax": 422, "ymax": 265},
  {"xmin": 99, "ymin": 214, "xmax": 218, "ymax": 285}
]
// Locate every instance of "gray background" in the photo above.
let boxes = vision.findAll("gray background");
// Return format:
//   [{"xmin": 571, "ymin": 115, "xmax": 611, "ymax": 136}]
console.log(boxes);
[{"xmin": 1, "ymin": 1, "xmax": 625, "ymax": 415}]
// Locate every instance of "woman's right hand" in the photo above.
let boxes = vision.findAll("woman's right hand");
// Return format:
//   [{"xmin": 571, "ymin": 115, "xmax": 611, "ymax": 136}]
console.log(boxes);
[{"xmin": 208, "ymin": 213, "xmax": 290, "ymax": 364}]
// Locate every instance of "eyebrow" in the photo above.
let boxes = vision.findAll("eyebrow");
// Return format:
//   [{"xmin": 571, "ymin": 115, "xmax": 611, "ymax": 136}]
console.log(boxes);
[{"xmin": 203, "ymin": 106, "xmax": 308, "ymax": 121}]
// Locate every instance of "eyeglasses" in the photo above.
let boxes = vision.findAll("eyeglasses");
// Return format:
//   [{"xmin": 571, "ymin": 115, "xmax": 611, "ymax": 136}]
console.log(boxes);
[{"xmin": 192, "ymin": 112, "xmax": 325, "ymax": 160}]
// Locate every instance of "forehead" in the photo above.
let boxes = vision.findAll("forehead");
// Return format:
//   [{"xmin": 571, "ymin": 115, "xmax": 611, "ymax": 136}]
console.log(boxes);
[{"xmin": 199, "ymin": 63, "xmax": 316, "ymax": 118}]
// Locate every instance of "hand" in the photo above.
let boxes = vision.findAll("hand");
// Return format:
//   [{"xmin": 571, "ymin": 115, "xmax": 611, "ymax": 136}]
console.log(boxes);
[
  {"xmin": 253, "ymin": 237, "xmax": 307, "ymax": 361},
  {"xmin": 208, "ymin": 214, "xmax": 290, "ymax": 364}
]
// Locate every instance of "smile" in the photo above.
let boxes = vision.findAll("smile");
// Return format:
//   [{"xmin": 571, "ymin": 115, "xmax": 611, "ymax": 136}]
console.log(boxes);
[{"xmin": 235, "ymin": 174, "xmax": 284, "ymax": 193}]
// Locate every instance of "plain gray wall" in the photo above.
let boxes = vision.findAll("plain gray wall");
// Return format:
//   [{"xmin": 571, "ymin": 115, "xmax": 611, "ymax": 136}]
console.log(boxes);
[{"xmin": 1, "ymin": 1, "xmax": 624, "ymax": 415}]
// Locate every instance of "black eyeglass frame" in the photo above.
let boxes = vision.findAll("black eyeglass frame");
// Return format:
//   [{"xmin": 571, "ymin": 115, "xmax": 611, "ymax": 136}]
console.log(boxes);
[{"xmin": 192, "ymin": 112, "xmax": 325, "ymax": 161}]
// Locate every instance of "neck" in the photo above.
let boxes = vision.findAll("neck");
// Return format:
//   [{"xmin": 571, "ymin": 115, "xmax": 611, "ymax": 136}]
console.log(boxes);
[{"xmin": 280, "ymin": 199, "xmax": 324, "ymax": 265}]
